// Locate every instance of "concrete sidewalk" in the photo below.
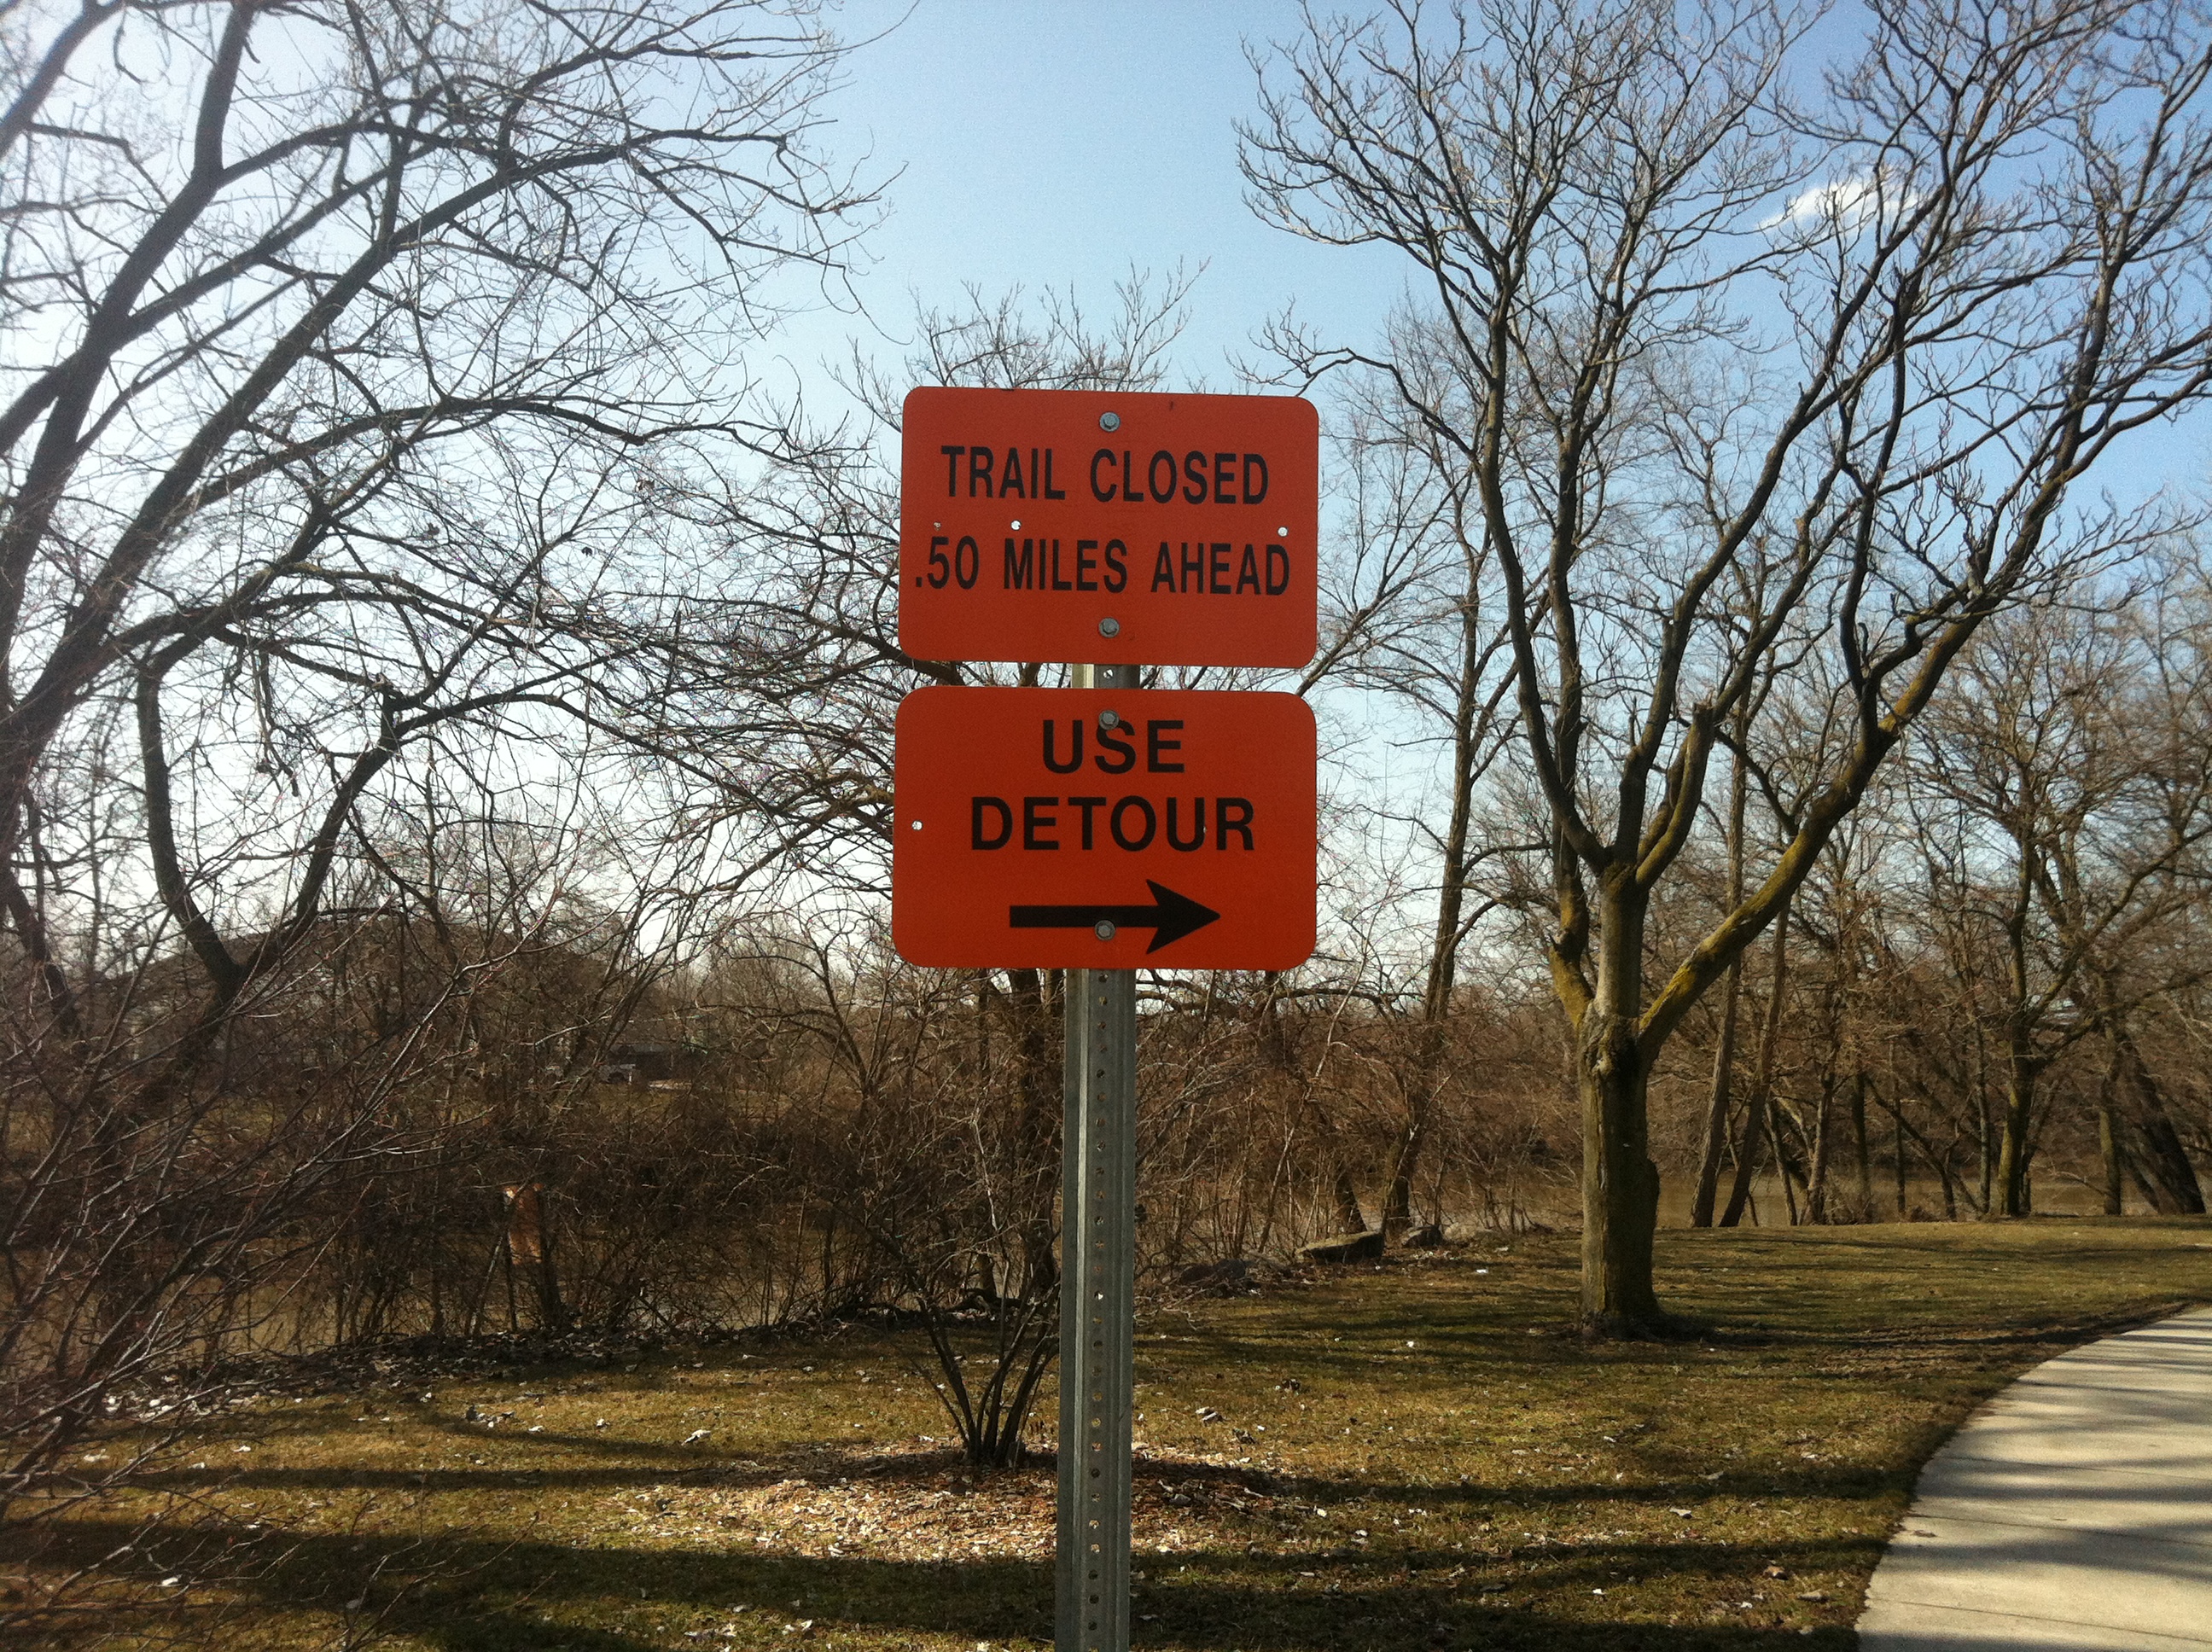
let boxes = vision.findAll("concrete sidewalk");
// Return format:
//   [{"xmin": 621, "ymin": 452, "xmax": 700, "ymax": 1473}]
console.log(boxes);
[{"xmin": 1858, "ymin": 1306, "xmax": 2212, "ymax": 1650}]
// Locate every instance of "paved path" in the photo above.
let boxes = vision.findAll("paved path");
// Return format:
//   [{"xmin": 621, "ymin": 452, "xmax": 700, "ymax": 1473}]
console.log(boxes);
[{"xmin": 1858, "ymin": 1306, "xmax": 2212, "ymax": 1650}]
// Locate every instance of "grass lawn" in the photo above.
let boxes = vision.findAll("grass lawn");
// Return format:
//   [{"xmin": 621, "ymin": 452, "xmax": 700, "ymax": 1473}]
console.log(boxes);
[{"xmin": 11, "ymin": 1216, "xmax": 2210, "ymax": 1650}]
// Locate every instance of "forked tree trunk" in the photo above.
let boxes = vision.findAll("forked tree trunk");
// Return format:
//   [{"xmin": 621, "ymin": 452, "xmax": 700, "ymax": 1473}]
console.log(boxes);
[
  {"xmin": 1720, "ymin": 911, "xmax": 1789, "ymax": 1228},
  {"xmin": 1992, "ymin": 1044, "xmax": 2041, "ymax": 1218},
  {"xmin": 1719, "ymin": 1094, "xmax": 1765, "ymax": 1229},
  {"xmin": 1690, "ymin": 961, "xmax": 1742, "ymax": 1228}
]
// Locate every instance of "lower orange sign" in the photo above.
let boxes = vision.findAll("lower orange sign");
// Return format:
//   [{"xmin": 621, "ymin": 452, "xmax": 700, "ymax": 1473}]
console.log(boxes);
[{"xmin": 893, "ymin": 688, "xmax": 1316, "ymax": 969}]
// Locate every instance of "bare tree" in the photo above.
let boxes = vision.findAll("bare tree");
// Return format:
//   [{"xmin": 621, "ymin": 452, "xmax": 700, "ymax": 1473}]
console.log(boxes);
[
  {"xmin": 1245, "ymin": 0, "xmax": 2212, "ymax": 1330},
  {"xmin": 1911, "ymin": 574, "xmax": 2212, "ymax": 1215},
  {"xmin": 0, "ymin": 0, "xmax": 873, "ymax": 1524}
]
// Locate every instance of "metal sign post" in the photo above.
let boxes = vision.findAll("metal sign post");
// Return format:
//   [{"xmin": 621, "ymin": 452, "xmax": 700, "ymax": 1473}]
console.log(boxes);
[
  {"xmin": 888, "ymin": 389, "xmax": 1318, "ymax": 1652},
  {"xmin": 1057, "ymin": 663, "xmax": 1138, "ymax": 1652}
]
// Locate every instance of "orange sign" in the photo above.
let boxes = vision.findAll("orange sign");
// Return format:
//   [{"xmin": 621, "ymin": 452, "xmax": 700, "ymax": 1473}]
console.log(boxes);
[
  {"xmin": 893, "ymin": 688, "xmax": 1316, "ymax": 969},
  {"xmin": 899, "ymin": 387, "xmax": 1318, "ymax": 667}
]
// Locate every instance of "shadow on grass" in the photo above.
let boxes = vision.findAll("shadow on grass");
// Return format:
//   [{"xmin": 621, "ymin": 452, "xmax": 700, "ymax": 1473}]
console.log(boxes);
[
  {"xmin": 21, "ymin": 1515, "xmax": 1861, "ymax": 1650},
  {"xmin": 110, "ymin": 1443, "xmax": 1902, "ymax": 1511}
]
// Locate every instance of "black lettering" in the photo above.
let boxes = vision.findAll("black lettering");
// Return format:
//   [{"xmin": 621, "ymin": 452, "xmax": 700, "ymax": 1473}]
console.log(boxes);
[
  {"xmin": 1004, "ymin": 536, "xmax": 1037, "ymax": 590},
  {"xmin": 940, "ymin": 445, "xmax": 965, "ymax": 495},
  {"xmin": 1181, "ymin": 541, "xmax": 1202, "ymax": 593},
  {"xmin": 1090, "ymin": 448, "xmax": 1116, "ymax": 502},
  {"xmin": 927, "ymin": 534, "xmax": 950, "ymax": 588},
  {"xmin": 1147, "ymin": 719, "xmax": 1185, "ymax": 773},
  {"xmin": 1044, "ymin": 448, "xmax": 1067, "ymax": 498},
  {"xmin": 1000, "ymin": 446, "xmax": 1025, "ymax": 498},
  {"xmin": 1121, "ymin": 450, "xmax": 1141, "ymax": 502},
  {"xmin": 1210, "ymin": 543, "xmax": 1230, "ymax": 593},
  {"xmin": 1183, "ymin": 450, "xmax": 1208, "ymax": 503},
  {"xmin": 1150, "ymin": 542, "xmax": 1175, "ymax": 591},
  {"xmin": 1148, "ymin": 450, "xmax": 1177, "ymax": 502},
  {"xmin": 1266, "ymin": 544, "xmax": 1289, "ymax": 595},
  {"xmin": 1070, "ymin": 796, "xmax": 1106, "ymax": 849},
  {"xmin": 1243, "ymin": 453, "xmax": 1269, "ymax": 503},
  {"xmin": 1050, "ymin": 538, "xmax": 1072, "ymax": 590},
  {"xmin": 1104, "ymin": 538, "xmax": 1128, "ymax": 593},
  {"xmin": 1076, "ymin": 538, "xmax": 1099, "ymax": 591},
  {"xmin": 956, "ymin": 534, "xmax": 981, "ymax": 588},
  {"xmin": 1236, "ymin": 544, "xmax": 1260, "ymax": 594},
  {"xmin": 972, "ymin": 796, "xmax": 1012, "ymax": 850},
  {"xmin": 1023, "ymin": 796, "xmax": 1059, "ymax": 850},
  {"xmin": 1167, "ymin": 797, "xmax": 1205, "ymax": 851},
  {"xmin": 1213, "ymin": 452, "xmax": 1235, "ymax": 503},
  {"xmin": 1217, "ymin": 797, "xmax": 1254, "ymax": 850},
  {"xmin": 969, "ymin": 447, "xmax": 994, "ymax": 497},
  {"xmin": 1110, "ymin": 796, "xmax": 1156, "ymax": 851},
  {"xmin": 1042, "ymin": 719, "xmax": 1083, "ymax": 774},
  {"xmin": 1094, "ymin": 723, "xmax": 1136, "ymax": 773}
]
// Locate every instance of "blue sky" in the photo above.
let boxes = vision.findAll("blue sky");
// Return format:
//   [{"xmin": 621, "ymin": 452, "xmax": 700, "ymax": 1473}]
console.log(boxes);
[
  {"xmin": 780, "ymin": 0, "xmax": 2203, "ymax": 511},
  {"xmin": 776, "ymin": 0, "xmax": 1406, "ymax": 394}
]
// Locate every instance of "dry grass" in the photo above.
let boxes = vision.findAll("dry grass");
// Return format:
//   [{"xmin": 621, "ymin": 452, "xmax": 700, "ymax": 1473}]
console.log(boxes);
[{"xmin": 9, "ymin": 1215, "xmax": 2209, "ymax": 1650}]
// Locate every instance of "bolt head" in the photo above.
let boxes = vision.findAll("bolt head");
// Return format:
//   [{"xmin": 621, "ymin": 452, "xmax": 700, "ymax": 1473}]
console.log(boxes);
[
  {"xmin": 1099, "ymin": 411, "xmax": 1121, "ymax": 432},
  {"xmin": 1094, "ymin": 920, "xmax": 1116, "ymax": 940},
  {"xmin": 1098, "ymin": 616, "xmax": 1121, "ymax": 637}
]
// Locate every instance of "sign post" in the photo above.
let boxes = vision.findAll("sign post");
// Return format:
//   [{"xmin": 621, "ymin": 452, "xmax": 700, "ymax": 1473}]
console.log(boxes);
[
  {"xmin": 1057, "ymin": 662, "xmax": 1139, "ymax": 1649},
  {"xmin": 892, "ymin": 387, "xmax": 1318, "ymax": 1652}
]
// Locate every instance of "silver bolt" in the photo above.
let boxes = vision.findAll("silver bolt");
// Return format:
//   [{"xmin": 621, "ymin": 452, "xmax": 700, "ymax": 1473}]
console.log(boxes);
[
  {"xmin": 1099, "ymin": 411, "xmax": 1121, "ymax": 432},
  {"xmin": 1094, "ymin": 920, "xmax": 1116, "ymax": 940},
  {"xmin": 1099, "ymin": 709, "xmax": 1119, "ymax": 729},
  {"xmin": 1098, "ymin": 616, "xmax": 1121, "ymax": 637}
]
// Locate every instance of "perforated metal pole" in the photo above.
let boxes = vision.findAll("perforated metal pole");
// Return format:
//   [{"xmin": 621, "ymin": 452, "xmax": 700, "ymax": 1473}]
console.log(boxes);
[{"xmin": 1057, "ymin": 663, "xmax": 1138, "ymax": 1652}]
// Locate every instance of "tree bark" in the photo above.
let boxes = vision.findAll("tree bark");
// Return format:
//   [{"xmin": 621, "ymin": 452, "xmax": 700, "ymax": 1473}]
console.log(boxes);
[
  {"xmin": 1576, "ymin": 877, "xmax": 1664, "ymax": 1333},
  {"xmin": 2113, "ymin": 1025, "xmax": 2206, "ymax": 1214},
  {"xmin": 1691, "ymin": 748, "xmax": 1750, "ymax": 1227},
  {"xmin": 1720, "ymin": 912, "xmax": 1790, "ymax": 1228}
]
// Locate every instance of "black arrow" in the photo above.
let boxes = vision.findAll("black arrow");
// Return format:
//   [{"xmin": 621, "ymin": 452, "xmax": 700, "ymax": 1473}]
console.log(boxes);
[{"xmin": 1010, "ymin": 880, "xmax": 1222, "ymax": 954}]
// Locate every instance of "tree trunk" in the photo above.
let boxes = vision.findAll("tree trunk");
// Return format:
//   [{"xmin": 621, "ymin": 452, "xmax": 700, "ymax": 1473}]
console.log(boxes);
[
  {"xmin": 1576, "ymin": 879, "xmax": 1664, "ymax": 1333},
  {"xmin": 1993, "ymin": 1047, "xmax": 2040, "ymax": 1218},
  {"xmin": 1719, "ymin": 1095, "xmax": 1765, "ymax": 1229},
  {"xmin": 1720, "ymin": 910, "xmax": 1789, "ymax": 1228},
  {"xmin": 2098, "ymin": 1102, "xmax": 2125, "ymax": 1216},
  {"xmin": 1690, "ymin": 747, "xmax": 1749, "ymax": 1227},
  {"xmin": 1852, "ymin": 1071, "xmax": 1873, "ymax": 1221},
  {"xmin": 1381, "ymin": 1085, "xmax": 1433, "ymax": 1237},
  {"xmin": 1804, "ymin": 1079, "xmax": 1834, "ymax": 1224},
  {"xmin": 1690, "ymin": 962, "xmax": 1742, "ymax": 1228},
  {"xmin": 1891, "ymin": 1102, "xmax": 1908, "ymax": 1219},
  {"xmin": 1577, "ymin": 1022, "xmax": 1663, "ymax": 1331},
  {"xmin": 2113, "ymin": 1024, "xmax": 2205, "ymax": 1214},
  {"xmin": 1392, "ymin": 582, "xmax": 1492, "ymax": 1242}
]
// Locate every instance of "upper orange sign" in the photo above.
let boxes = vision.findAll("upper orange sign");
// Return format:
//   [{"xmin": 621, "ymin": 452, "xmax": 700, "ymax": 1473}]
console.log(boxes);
[
  {"xmin": 892, "ymin": 687, "xmax": 1316, "ymax": 970},
  {"xmin": 899, "ymin": 387, "xmax": 1318, "ymax": 667}
]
